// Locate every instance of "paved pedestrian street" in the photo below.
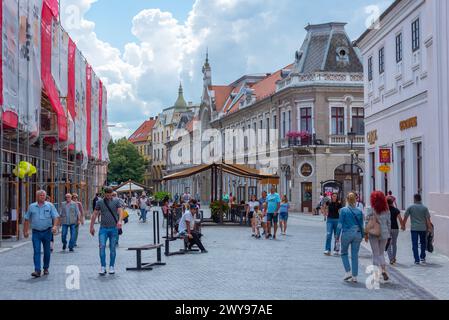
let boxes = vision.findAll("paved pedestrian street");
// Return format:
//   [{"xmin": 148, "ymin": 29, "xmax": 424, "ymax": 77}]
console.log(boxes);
[{"xmin": 0, "ymin": 211, "xmax": 439, "ymax": 300}]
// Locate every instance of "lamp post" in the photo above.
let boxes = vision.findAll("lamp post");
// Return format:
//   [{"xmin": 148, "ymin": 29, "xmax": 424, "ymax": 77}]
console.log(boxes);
[{"xmin": 347, "ymin": 128, "xmax": 357, "ymax": 192}]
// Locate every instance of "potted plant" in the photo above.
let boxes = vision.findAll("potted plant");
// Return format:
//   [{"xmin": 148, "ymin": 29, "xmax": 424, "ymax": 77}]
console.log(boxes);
[
  {"xmin": 210, "ymin": 200, "xmax": 229, "ymax": 223},
  {"xmin": 286, "ymin": 131, "xmax": 301, "ymax": 146},
  {"xmin": 299, "ymin": 131, "xmax": 312, "ymax": 145}
]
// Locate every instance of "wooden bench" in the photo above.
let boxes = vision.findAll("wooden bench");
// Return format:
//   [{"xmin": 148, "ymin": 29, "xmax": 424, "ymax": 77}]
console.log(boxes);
[{"xmin": 127, "ymin": 244, "xmax": 166, "ymax": 271}]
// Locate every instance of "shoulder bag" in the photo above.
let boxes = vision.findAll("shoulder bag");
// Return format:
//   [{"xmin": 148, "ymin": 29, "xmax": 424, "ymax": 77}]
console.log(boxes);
[
  {"xmin": 104, "ymin": 200, "xmax": 123, "ymax": 235},
  {"xmin": 365, "ymin": 213, "xmax": 381, "ymax": 237}
]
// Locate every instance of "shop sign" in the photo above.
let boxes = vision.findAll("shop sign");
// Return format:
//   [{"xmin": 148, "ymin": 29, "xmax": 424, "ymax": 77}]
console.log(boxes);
[
  {"xmin": 379, "ymin": 148, "xmax": 392, "ymax": 164},
  {"xmin": 400, "ymin": 116, "xmax": 418, "ymax": 131},
  {"xmin": 300, "ymin": 163, "xmax": 313, "ymax": 177},
  {"xmin": 378, "ymin": 165, "xmax": 391, "ymax": 173},
  {"xmin": 367, "ymin": 130, "xmax": 378, "ymax": 145}
]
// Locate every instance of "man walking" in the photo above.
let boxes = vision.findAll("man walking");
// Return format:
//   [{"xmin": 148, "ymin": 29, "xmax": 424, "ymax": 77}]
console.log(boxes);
[
  {"xmin": 266, "ymin": 186, "xmax": 281, "ymax": 240},
  {"xmin": 139, "ymin": 193, "xmax": 150, "ymax": 223},
  {"xmin": 401, "ymin": 194, "xmax": 433, "ymax": 265},
  {"xmin": 23, "ymin": 190, "xmax": 59, "ymax": 278},
  {"xmin": 60, "ymin": 194, "xmax": 81, "ymax": 252},
  {"xmin": 90, "ymin": 187, "xmax": 124, "ymax": 275},
  {"xmin": 71, "ymin": 193, "xmax": 84, "ymax": 248}
]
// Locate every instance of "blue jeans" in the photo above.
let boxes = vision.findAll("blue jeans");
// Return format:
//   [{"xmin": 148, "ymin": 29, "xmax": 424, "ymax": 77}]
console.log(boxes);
[
  {"xmin": 411, "ymin": 231, "xmax": 427, "ymax": 263},
  {"xmin": 140, "ymin": 209, "xmax": 147, "ymax": 222},
  {"xmin": 340, "ymin": 229, "xmax": 362, "ymax": 277},
  {"xmin": 62, "ymin": 224, "xmax": 76, "ymax": 249},
  {"xmin": 325, "ymin": 218, "xmax": 339, "ymax": 251},
  {"xmin": 99, "ymin": 227, "xmax": 118, "ymax": 268},
  {"xmin": 32, "ymin": 229, "xmax": 52, "ymax": 272}
]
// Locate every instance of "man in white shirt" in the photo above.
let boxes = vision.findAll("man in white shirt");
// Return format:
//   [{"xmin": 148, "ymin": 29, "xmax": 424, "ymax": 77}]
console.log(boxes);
[{"xmin": 178, "ymin": 204, "xmax": 207, "ymax": 253}]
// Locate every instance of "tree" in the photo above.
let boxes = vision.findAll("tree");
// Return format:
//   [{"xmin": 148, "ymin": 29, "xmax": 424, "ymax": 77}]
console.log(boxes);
[{"xmin": 107, "ymin": 138, "xmax": 148, "ymax": 184}]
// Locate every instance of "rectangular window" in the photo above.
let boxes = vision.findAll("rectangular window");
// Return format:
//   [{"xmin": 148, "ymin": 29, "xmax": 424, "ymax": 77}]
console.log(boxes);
[
  {"xmin": 416, "ymin": 142, "xmax": 423, "ymax": 195},
  {"xmin": 370, "ymin": 152, "xmax": 376, "ymax": 192},
  {"xmin": 266, "ymin": 118, "xmax": 270, "ymax": 143},
  {"xmin": 352, "ymin": 107, "xmax": 365, "ymax": 135},
  {"xmin": 412, "ymin": 18, "xmax": 420, "ymax": 52},
  {"xmin": 379, "ymin": 47, "xmax": 385, "ymax": 74},
  {"xmin": 399, "ymin": 146, "xmax": 406, "ymax": 210},
  {"xmin": 300, "ymin": 107, "xmax": 312, "ymax": 133},
  {"xmin": 331, "ymin": 107, "xmax": 345, "ymax": 135},
  {"xmin": 396, "ymin": 33, "xmax": 403, "ymax": 62},
  {"xmin": 273, "ymin": 115, "xmax": 277, "ymax": 130},
  {"xmin": 282, "ymin": 112, "xmax": 286, "ymax": 138},
  {"xmin": 368, "ymin": 57, "xmax": 373, "ymax": 81},
  {"xmin": 288, "ymin": 110, "xmax": 291, "ymax": 133}
]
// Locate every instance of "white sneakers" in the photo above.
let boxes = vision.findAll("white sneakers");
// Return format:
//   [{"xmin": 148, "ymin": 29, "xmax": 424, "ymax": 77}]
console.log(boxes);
[
  {"xmin": 99, "ymin": 267, "xmax": 115, "ymax": 275},
  {"xmin": 99, "ymin": 267, "xmax": 107, "ymax": 276},
  {"xmin": 344, "ymin": 273, "xmax": 358, "ymax": 283},
  {"xmin": 324, "ymin": 250, "xmax": 331, "ymax": 256}
]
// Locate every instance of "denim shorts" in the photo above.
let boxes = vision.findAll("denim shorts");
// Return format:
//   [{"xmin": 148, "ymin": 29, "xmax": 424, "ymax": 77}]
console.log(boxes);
[
  {"xmin": 279, "ymin": 212, "xmax": 288, "ymax": 221},
  {"xmin": 267, "ymin": 212, "xmax": 278, "ymax": 224}
]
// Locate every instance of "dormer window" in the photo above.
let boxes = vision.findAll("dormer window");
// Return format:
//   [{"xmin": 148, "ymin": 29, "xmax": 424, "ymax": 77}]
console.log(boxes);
[{"xmin": 336, "ymin": 47, "xmax": 349, "ymax": 63}]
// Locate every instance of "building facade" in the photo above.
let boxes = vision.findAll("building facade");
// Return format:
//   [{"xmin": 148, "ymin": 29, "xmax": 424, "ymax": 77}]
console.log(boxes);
[
  {"xmin": 166, "ymin": 23, "xmax": 365, "ymax": 211},
  {"xmin": 356, "ymin": 0, "xmax": 449, "ymax": 255},
  {"xmin": 128, "ymin": 117, "xmax": 156, "ymax": 189}
]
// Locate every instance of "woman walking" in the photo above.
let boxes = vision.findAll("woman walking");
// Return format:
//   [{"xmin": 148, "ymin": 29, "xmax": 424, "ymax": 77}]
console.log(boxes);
[
  {"xmin": 336, "ymin": 193, "xmax": 364, "ymax": 283},
  {"xmin": 247, "ymin": 195, "xmax": 259, "ymax": 237},
  {"xmin": 387, "ymin": 197, "xmax": 403, "ymax": 265},
  {"xmin": 365, "ymin": 191, "xmax": 392, "ymax": 282},
  {"xmin": 279, "ymin": 195, "xmax": 290, "ymax": 235},
  {"xmin": 324, "ymin": 193, "xmax": 342, "ymax": 256}
]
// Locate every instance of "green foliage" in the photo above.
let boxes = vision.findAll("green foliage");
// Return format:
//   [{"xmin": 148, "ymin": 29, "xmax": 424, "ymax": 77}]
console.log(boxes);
[
  {"xmin": 209, "ymin": 200, "xmax": 229, "ymax": 223},
  {"xmin": 107, "ymin": 138, "xmax": 148, "ymax": 184},
  {"xmin": 154, "ymin": 191, "xmax": 171, "ymax": 202}
]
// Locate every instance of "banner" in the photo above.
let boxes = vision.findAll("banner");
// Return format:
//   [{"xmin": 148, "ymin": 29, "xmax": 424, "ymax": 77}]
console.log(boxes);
[
  {"xmin": 67, "ymin": 37, "xmax": 75, "ymax": 119},
  {"xmin": 41, "ymin": 1, "xmax": 67, "ymax": 141},
  {"xmin": 101, "ymin": 83, "xmax": 110, "ymax": 162},
  {"xmin": 86, "ymin": 63, "xmax": 92, "ymax": 158},
  {"xmin": 91, "ymin": 71, "xmax": 100, "ymax": 160},
  {"xmin": 1, "ymin": 0, "xmax": 20, "ymax": 128},
  {"xmin": 379, "ymin": 148, "xmax": 392, "ymax": 164},
  {"xmin": 76, "ymin": 48, "xmax": 88, "ymax": 169}
]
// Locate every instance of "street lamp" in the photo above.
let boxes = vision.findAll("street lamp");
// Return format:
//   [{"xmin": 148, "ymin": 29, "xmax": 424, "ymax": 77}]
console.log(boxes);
[{"xmin": 347, "ymin": 128, "xmax": 357, "ymax": 192}]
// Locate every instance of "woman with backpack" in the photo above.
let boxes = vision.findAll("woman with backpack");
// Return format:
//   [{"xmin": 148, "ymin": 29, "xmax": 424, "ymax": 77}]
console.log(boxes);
[
  {"xmin": 365, "ymin": 191, "xmax": 392, "ymax": 282},
  {"xmin": 336, "ymin": 193, "xmax": 364, "ymax": 283}
]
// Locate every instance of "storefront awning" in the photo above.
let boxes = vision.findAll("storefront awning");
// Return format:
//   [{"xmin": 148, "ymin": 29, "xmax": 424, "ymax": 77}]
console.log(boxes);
[{"xmin": 114, "ymin": 180, "xmax": 146, "ymax": 193}]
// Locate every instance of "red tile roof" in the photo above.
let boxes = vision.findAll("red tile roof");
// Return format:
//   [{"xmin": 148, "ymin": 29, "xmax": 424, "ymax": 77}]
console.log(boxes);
[
  {"xmin": 129, "ymin": 119, "xmax": 156, "ymax": 143},
  {"xmin": 253, "ymin": 64, "xmax": 294, "ymax": 101},
  {"xmin": 209, "ymin": 85, "xmax": 234, "ymax": 112}
]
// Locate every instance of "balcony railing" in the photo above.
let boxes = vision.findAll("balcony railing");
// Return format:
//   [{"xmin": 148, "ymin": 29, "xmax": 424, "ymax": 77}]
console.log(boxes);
[
  {"xmin": 277, "ymin": 72, "xmax": 364, "ymax": 91},
  {"xmin": 330, "ymin": 135, "xmax": 365, "ymax": 145},
  {"xmin": 281, "ymin": 136, "xmax": 313, "ymax": 148}
]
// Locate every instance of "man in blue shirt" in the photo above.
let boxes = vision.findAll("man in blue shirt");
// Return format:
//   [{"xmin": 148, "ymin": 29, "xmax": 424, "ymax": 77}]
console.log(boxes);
[
  {"xmin": 266, "ymin": 187, "xmax": 281, "ymax": 239},
  {"xmin": 23, "ymin": 190, "xmax": 60, "ymax": 278}
]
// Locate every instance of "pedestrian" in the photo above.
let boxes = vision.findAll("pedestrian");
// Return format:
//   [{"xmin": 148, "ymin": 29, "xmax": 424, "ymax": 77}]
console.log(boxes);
[
  {"xmin": 266, "ymin": 186, "xmax": 281, "ymax": 240},
  {"xmin": 324, "ymin": 193, "xmax": 342, "ymax": 256},
  {"xmin": 90, "ymin": 187, "xmax": 124, "ymax": 275},
  {"xmin": 178, "ymin": 204, "xmax": 207, "ymax": 253},
  {"xmin": 72, "ymin": 193, "xmax": 84, "ymax": 248},
  {"xmin": 131, "ymin": 194, "xmax": 138, "ymax": 211},
  {"xmin": 59, "ymin": 194, "xmax": 81, "ymax": 252},
  {"xmin": 387, "ymin": 197, "xmax": 402, "ymax": 265},
  {"xmin": 246, "ymin": 194, "xmax": 259, "ymax": 237},
  {"xmin": 315, "ymin": 193, "xmax": 324, "ymax": 216},
  {"xmin": 139, "ymin": 193, "xmax": 150, "ymax": 223},
  {"xmin": 46, "ymin": 195, "xmax": 55, "ymax": 252},
  {"xmin": 23, "ymin": 190, "xmax": 60, "ymax": 278},
  {"xmin": 162, "ymin": 197, "xmax": 170, "ymax": 228},
  {"xmin": 253, "ymin": 205, "xmax": 263, "ymax": 239},
  {"xmin": 387, "ymin": 191, "xmax": 398, "ymax": 208},
  {"xmin": 259, "ymin": 191, "xmax": 268, "ymax": 236},
  {"xmin": 365, "ymin": 191, "xmax": 391, "ymax": 281},
  {"xmin": 336, "ymin": 193, "xmax": 364, "ymax": 283},
  {"xmin": 182, "ymin": 190, "xmax": 192, "ymax": 204},
  {"xmin": 355, "ymin": 194, "xmax": 365, "ymax": 217},
  {"xmin": 279, "ymin": 195, "xmax": 290, "ymax": 236},
  {"xmin": 401, "ymin": 194, "xmax": 433, "ymax": 265}
]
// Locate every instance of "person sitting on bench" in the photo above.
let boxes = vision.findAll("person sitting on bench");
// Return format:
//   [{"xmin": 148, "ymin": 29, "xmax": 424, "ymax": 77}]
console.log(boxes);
[{"xmin": 178, "ymin": 204, "xmax": 207, "ymax": 253}]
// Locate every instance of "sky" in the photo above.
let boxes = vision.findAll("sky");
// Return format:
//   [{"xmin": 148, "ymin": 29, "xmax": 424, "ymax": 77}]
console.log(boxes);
[{"xmin": 60, "ymin": 0, "xmax": 393, "ymax": 139}]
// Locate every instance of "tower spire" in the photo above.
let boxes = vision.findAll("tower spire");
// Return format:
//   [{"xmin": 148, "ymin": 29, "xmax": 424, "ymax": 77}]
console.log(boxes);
[
  {"xmin": 202, "ymin": 48, "xmax": 212, "ymax": 87},
  {"xmin": 174, "ymin": 82, "xmax": 187, "ymax": 108}
]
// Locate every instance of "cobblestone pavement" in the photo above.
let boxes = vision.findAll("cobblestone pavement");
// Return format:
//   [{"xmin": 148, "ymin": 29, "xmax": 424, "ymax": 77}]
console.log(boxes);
[{"xmin": 0, "ymin": 211, "xmax": 437, "ymax": 300}]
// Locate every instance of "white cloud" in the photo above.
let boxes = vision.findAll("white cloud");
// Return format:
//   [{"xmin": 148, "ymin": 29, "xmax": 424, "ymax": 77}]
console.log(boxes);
[{"xmin": 60, "ymin": 0, "xmax": 388, "ymax": 140}]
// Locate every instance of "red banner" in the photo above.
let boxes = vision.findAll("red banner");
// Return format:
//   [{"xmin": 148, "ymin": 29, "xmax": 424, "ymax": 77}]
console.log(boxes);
[
  {"xmin": 99, "ymin": 81, "xmax": 103, "ymax": 161},
  {"xmin": 86, "ymin": 64, "xmax": 92, "ymax": 158},
  {"xmin": 68, "ymin": 37, "xmax": 76, "ymax": 118},
  {"xmin": 41, "ymin": 3, "xmax": 67, "ymax": 141},
  {"xmin": 44, "ymin": 0, "xmax": 59, "ymax": 18},
  {"xmin": 379, "ymin": 148, "xmax": 392, "ymax": 164},
  {"xmin": 0, "ymin": 1, "xmax": 3, "ymax": 107}
]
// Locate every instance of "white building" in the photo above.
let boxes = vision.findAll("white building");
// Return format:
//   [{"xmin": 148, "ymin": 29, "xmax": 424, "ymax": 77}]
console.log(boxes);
[{"xmin": 356, "ymin": 0, "xmax": 449, "ymax": 255}]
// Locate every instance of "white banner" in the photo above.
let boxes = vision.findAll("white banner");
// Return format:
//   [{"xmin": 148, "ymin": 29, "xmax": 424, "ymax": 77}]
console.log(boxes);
[
  {"xmin": 91, "ymin": 71, "xmax": 100, "ymax": 160},
  {"xmin": 75, "ymin": 48, "xmax": 88, "ymax": 170},
  {"xmin": 2, "ymin": 0, "xmax": 20, "ymax": 118}
]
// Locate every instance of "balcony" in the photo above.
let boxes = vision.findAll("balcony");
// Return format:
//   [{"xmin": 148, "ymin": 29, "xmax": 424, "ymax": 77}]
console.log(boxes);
[
  {"xmin": 281, "ymin": 135, "xmax": 313, "ymax": 148},
  {"xmin": 329, "ymin": 135, "xmax": 365, "ymax": 145}
]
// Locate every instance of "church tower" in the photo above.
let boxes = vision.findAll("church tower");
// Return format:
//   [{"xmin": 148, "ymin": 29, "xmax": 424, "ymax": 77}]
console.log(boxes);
[{"xmin": 202, "ymin": 49, "xmax": 212, "ymax": 88}]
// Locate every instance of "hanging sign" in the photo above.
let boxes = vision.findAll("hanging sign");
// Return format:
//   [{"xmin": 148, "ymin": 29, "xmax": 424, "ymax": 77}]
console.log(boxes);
[{"xmin": 379, "ymin": 148, "xmax": 391, "ymax": 164}]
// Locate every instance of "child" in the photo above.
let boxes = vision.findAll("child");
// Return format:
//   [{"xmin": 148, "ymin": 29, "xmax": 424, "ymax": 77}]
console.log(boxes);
[{"xmin": 253, "ymin": 205, "xmax": 263, "ymax": 239}]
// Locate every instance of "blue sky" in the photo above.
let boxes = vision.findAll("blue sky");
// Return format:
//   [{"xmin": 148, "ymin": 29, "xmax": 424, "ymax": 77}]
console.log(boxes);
[{"xmin": 61, "ymin": 0, "xmax": 393, "ymax": 139}]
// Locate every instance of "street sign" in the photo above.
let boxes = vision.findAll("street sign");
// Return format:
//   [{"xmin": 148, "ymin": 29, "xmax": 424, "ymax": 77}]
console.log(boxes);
[
  {"xmin": 378, "ymin": 165, "xmax": 391, "ymax": 173},
  {"xmin": 379, "ymin": 148, "xmax": 392, "ymax": 163}
]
